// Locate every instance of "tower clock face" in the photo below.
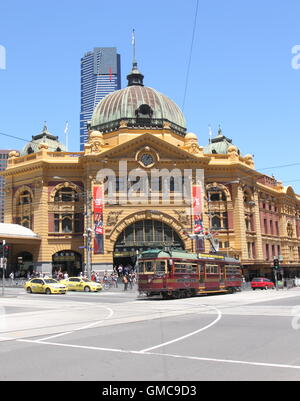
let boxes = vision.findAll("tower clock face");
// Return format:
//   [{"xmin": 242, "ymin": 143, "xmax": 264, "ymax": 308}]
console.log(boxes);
[{"xmin": 140, "ymin": 153, "xmax": 154, "ymax": 167}]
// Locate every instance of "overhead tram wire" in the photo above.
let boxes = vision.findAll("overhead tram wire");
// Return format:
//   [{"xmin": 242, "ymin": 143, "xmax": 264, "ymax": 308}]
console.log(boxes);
[
  {"xmin": 182, "ymin": 0, "xmax": 199, "ymax": 112},
  {"xmin": 0, "ymin": 131, "xmax": 65, "ymax": 152}
]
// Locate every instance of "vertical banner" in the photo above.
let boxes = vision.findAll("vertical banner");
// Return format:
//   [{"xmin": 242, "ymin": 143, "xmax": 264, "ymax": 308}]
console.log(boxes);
[
  {"xmin": 93, "ymin": 185, "xmax": 104, "ymax": 254},
  {"xmin": 192, "ymin": 184, "xmax": 204, "ymax": 253}
]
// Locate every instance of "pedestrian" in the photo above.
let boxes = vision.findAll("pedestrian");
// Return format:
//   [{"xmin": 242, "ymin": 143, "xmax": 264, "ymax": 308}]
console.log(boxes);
[
  {"xmin": 111, "ymin": 272, "xmax": 118, "ymax": 288},
  {"xmin": 118, "ymin": 265, "xmax": 123, "ymax": 277},
  {"xmin": 128, "ymin": 273, "xmax": 133, "ymax": 289},
  {"xmin": 103, "ymin": 270, "xmax": 109, "ymax": 284},
  {"xmin": 123, "ymin": 274, "xmax": 128, "ymax": 291},
  {"xmin": 9, "ymin": 272, "xmax": 14, "ymax": 285}
]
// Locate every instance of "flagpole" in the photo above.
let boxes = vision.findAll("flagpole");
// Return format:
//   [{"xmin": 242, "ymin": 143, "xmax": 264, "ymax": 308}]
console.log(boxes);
[
  {"xmin": 64, "ymin": 121, "xmax": 69, "ymax": 151},
  {"xmin": 132, "ymin": 29, "xmax": 136, "ymax": 65},
  {"xmin": 208, "ymin": 125, "xmax": 213, "ymax": 144}
]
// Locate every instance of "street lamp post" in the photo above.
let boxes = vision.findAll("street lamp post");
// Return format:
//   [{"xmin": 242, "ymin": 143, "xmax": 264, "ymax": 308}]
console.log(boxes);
[{"xmin": 83, "ymin": 187, "xmax": 94, "ymax": 280}]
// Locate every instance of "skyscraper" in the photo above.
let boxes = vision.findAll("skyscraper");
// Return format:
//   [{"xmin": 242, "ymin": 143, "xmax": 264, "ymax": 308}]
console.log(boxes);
[{"xmin": 80, "ymin": 47, "xmax": 121, "ymax": 150}]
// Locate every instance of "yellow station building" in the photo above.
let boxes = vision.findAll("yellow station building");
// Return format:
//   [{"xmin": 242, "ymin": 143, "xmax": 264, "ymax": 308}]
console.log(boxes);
[{"xmin": 1, "ymin": 62, "xmax": 300, "ymax": 280}]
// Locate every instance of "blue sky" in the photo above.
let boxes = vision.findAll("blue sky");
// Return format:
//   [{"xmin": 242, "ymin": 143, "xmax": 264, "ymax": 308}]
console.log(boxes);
[{"xmin": 0, "ymin": 0, "xmax": 300, "ymax": 193}]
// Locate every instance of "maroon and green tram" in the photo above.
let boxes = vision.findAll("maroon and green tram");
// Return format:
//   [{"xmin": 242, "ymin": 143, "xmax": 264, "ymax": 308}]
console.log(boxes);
[{"xmin": 138, "ymin": 249, "xmax": 242, "ymax": 299}]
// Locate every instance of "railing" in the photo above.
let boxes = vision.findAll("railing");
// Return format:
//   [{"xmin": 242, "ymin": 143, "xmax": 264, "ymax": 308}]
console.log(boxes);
[{"xmin": 7, "ymin": 151, "xmax": 82, "ymax": 166}]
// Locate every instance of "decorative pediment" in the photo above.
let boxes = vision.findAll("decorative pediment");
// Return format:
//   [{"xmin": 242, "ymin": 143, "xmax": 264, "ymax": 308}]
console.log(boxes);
[{"xmin": 86, "ymin": 133, "xmax": 209, "ymax": 166}]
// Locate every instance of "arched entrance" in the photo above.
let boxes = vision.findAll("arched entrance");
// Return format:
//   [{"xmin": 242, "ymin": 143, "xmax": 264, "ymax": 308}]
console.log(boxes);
[
  {"xmin": 113, "ymin": 219, "xmax": 184, "ymax": 269},
  {"xmin": 52, "ymin": 250, "xmax": 82, "ymax": 277},
  {"xmin": 16, "ymin": 251, "xmax": 33, "ymax": 277}
]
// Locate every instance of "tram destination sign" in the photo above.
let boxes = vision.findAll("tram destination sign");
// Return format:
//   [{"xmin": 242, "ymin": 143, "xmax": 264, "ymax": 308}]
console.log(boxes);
[{"xmin": 197, "ymin": 253, "xmax": 225, "ymax": 260}]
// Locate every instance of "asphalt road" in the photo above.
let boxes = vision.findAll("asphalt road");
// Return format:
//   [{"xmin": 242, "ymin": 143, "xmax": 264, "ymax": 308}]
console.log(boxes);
[{"xmin": 1, "ymin": 286, "xmax": 300, "ymax": 381}]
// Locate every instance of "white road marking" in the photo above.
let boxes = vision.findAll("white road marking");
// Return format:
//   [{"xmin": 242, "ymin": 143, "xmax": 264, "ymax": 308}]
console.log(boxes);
[
  {"xmin": 139, "ymin": 304, "xmax": 222, "ymax": 353},
  {"xmin": 0, "ymin": 336, "xmax": 14, "ymax": 341},
  {"xmin": 16, "ymin": 339, "xmax": 300, "ymax": 371},
  {"xmin": 34, "ymin": 306, "xmax": 114, "ymax": 342}
]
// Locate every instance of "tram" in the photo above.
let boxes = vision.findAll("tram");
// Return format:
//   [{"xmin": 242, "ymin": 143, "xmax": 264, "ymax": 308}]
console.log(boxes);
[{"xmin": 138, "ymin": 249, "xmax": 242, "ymax": 299}]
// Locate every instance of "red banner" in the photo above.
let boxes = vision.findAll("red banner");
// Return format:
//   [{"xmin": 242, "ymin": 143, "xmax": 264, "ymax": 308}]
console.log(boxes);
[
  {"xmin": 192, "ymin": 185, "xmax": 204, "ymax": 252},
  {"xmin": 192, "ymin": 185, "xmax": 204, "ymax": 234},
  {"xmin": 93, "ymin": 186, "xmax": 104, "ymax": 254}
]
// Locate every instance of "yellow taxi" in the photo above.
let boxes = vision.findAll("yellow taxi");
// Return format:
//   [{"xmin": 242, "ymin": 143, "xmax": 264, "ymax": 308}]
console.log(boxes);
[
  {"xmin": 60, "ymin": 277, "xmax": 102, "ymax": 292},
  {"xmin": 24, "ymin": 278, "xmax": 67, "ymax": 294}
]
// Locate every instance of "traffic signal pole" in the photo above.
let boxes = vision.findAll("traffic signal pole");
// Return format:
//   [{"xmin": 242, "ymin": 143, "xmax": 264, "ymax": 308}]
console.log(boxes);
[
  {"xmin": 1, "ymin": 240, "xmax": 5, "ymax": 297},
  {"xmin": 273, "ymin": 257, "xmax": 280, "ymax": 291}
]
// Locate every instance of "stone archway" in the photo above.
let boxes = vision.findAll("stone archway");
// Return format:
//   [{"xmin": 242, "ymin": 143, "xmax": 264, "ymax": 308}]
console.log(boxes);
[
  {"xmin": 109, "ymin": 210, "xmax": 188, "ymax": 248},
  {"xmin": 52, "ymin": 250, "xmax": 82, "ymax": 277},
  {"xmin": 112, "ymin": 213, "xmax": 187, "ymax": 269}
]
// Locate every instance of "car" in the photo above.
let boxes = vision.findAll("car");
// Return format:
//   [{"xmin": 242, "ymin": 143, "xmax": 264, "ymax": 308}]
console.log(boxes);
[
  {"xmin": 60, "ymin": 277, "xmax": 103, "ymax": 292},
  {"xmin": 251, "ymin": 277, "xmax": 275, "ymax": 290},
  {"xmin": 24, "ymin": 278, "xmax": 67, "ymax": 294}
]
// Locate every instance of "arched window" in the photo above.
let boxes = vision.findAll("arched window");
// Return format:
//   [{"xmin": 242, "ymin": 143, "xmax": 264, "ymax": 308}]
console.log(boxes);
[
  {"xmin": 54, "ymin": 213, "xmax": 83, "ymax": 233},
  {"xmin": 14, "ymin": 189, "xmax": 33, "ymax": 230},
  {"xmin": 18, "ymin": 190, "xmax": 32, "ymax": 205},
  {"xmin": 54, "ymin": 187, "xmax": 79, "ymax": 202},
  {"xmin": 211, "ymin": 216, "xmax": 221, "ymax": 230},
  {"xmin": 115, "ymin": 220, "xmax": 184, "ymax": 250},
  {"xmin": 207, "ymin": 187, "xmax": 227, "ymax": 202},
  {"xmin": 210, "ymin": 213, "xmax": 228, "ymax": 231}
]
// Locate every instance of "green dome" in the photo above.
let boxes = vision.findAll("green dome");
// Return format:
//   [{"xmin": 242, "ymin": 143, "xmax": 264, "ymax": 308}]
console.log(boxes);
[
  {"xmin": 20, "ymin": 125, "xmax": 66, "ymax": 156},
  {"xmin": 204, "ymin": 127, "xmax": 240, "ymax": 155},
  {"xmin": 90, "ymin": 63, "xmax": 187, "ymax": 136}
]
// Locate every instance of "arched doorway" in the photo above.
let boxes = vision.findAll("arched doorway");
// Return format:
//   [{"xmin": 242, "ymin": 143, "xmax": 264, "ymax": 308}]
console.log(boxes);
[
  {"xmin": 52, "ymin": 250, "xmax": 82, "ymax": 277},
  {"xmin": 16, "ymin": 251, "xmax": 33, "ymax": 278},
  {"xmin": 113, "ymin": 219, "xmax": 184, "ymax": 269}
]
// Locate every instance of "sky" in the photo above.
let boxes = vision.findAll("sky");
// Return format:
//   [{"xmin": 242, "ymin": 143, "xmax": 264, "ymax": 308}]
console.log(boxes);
[{"xmin": 0, "ymin": 0, "xmax": 300, "ymax": 193}]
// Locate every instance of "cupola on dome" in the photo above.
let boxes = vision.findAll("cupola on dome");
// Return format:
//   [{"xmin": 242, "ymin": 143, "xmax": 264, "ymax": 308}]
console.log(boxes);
[
  {"xmin": 90, "ymin": 61, "xmax": 187, "ymax": 136},
  {"xmin": 20, "ymin": 124, "xmax": 66, "ymax": 156}
]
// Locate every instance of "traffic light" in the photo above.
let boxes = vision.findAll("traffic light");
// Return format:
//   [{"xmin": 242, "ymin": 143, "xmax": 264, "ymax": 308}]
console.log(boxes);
[
  {"xmin": 273, "ymin": 258, "xmax": 280, "ymax": 270},
  {"xmin": 0, "ymin": 242, "xmax": 9, "ymax": 258},
  {"xmin": 3, "ymin": 244, "xmax": 9, "ymax": 258}
]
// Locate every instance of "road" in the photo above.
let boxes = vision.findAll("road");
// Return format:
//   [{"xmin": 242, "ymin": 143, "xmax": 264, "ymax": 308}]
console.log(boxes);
[{"xmin": 1, "ymin": 286, "xmax": 300, "ymax": 381}]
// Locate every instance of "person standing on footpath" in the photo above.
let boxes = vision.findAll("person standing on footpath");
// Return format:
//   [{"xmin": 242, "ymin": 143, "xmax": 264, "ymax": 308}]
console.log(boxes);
[{"xmin": 123, "ymin": 275, "xmax": 128, "ymax": 291}]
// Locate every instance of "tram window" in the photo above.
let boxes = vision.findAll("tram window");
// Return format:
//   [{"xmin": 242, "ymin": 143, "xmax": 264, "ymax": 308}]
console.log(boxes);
[
  {"xmin": 145, "ymin": 261, "xmax": 154, "ymax": 272},
  {"xmin": 198, "ymin": 264, "xmax": 204, "ymax": 273},
  {"xmin": 138, "ymin": 262, "xmax": 144, "ymax": 272},
  {"xmin": 175, "ymin": 263, "xmax": 186, "ymax": 273},
  {"xmin": 225, "ymin": 265, "xmax": 240, "ymax": 275},
  {"xmin": 206, "ymin": 264, "xmax": 219, "ymax": 274},
  {"xmin": 156, "ymin": 261, "xmax": 166, "ymax": 273},
  {"xmin": 191, "ymin": 264, "xmax": 197, "ymax": 273}
]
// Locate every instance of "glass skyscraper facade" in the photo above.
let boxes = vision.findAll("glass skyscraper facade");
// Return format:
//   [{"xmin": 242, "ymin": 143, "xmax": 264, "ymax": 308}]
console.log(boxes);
[{"xmin": 80, "ymin": 47, "xmax": 121, "ymax": 150}]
